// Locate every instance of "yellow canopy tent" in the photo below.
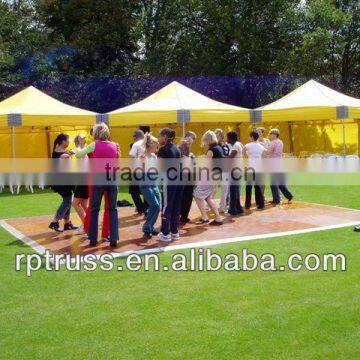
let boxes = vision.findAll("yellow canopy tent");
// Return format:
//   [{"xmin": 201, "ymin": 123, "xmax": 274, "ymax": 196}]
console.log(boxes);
[
  {"xmin": 0, "ymin": 86, "xmax": 98, "ymax": 157},
  {"xmin": 109, "ymin": 81, "xmax": 250, "ymax": 135},
  {"xmin": 252, "ymin": 80, "xmax": 360, "ymax": 155}
]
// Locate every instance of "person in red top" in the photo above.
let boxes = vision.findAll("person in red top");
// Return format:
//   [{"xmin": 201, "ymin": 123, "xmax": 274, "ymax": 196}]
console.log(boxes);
[
  {"xmin": 73, "ymin": 126, "xmax": 110, "ymax": 240},
  {"xmin": 74, "ymin": 123, "xmax": 120, "ymax": 247}
]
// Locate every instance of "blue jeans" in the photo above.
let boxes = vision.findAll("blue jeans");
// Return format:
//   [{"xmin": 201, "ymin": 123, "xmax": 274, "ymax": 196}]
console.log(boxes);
[
  {"xmin": 161, "ymin": 185, "xmax": 183, "ymax": 235},
  {"xmin": 140, "ymin": 185, "xmax": 161, "ymax": 234},
  {"xmin": 89, "ymin": 185, "xmax": 119, "ymax": 243},
  {"xmin": 55, "ymin": 195, "xmax": 72, "ymax": 221}
]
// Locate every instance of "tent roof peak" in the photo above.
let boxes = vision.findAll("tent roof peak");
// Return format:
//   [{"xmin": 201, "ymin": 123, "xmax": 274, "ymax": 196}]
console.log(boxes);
[
  {"xmin": 258, "ymin": 79, "xmax": 360, "ymax": 111},
  {"xmin": 110, "ymin": 81, "xmax": 248, "ymax": 114},
  {"xmin": 0, "ymin": 85, "xmax": 96, "ymax": 117}
]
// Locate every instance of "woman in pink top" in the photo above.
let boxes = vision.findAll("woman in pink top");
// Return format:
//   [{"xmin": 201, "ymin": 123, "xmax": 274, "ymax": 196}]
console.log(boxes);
[
  {"xmin": 265, "ymin": 128, "xmax": 293, "ymax": 205},
  {"xmin": 75, "ymin": 123, "xmax": 120, "ymax": 247}
]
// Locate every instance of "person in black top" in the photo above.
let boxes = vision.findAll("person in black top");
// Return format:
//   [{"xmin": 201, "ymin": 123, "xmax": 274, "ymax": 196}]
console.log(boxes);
[
  {"xmin": 49, "ymin": 133, "xmax": 78, "ymax": 232},
  {"xmin": 193, "ymin": 130, "xmax": 224, "ymax": 226},
  {"xmin": 157, "ymin": 128, "xmax": 183, "ymax": 242},
  {"xmin": 178, "ymin": 131, "xmax": 197, "ymax": 224},
  {"xmin": 215, "ymin": 128, "xmax": 230, "ymax": 156}
]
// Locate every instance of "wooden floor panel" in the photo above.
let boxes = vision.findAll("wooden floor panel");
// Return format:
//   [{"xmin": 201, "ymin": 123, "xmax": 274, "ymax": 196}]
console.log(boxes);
[{"xmin": 3, "ymin": 200, "xmax": 360, "ymax": 256}]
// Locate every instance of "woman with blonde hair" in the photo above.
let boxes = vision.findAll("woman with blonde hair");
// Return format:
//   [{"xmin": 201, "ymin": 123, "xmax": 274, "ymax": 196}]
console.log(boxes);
[
  {"xmin": 178, "ymin": 131, "xmax": 197, "ymax": 224},
  {"xmin": 72, "ymin": 133, "xmax": 89, "ymax": 233},
  {"xmin": 139, "ymin": 133, "xmax": 161, "ymax": 239},
  {"xmin": 74, "ymin": 123, "xmax": 120, "ymax": 247},
  {"xmin": 215, "ymin": 128, "xmax": 230, "ymax": 213},
  {"xmin": 193, "ymin": 130, "xmax": 223, "ymax": 225}
]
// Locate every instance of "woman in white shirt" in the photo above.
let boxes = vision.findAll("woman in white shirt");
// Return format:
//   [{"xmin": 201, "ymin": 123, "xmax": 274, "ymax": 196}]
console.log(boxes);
[
  {"xmin": 226, "ymin": 131, "xmax": 244, "ymax": 216},
  {"xmin": 243, "ymin": 131, "xmax": 265, "ymax": 210}
]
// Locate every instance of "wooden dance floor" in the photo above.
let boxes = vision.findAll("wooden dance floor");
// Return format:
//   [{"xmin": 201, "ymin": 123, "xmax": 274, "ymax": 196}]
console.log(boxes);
[{"xmin": 1, "ymin": 200, "xmax": 360, "ymax": 257}]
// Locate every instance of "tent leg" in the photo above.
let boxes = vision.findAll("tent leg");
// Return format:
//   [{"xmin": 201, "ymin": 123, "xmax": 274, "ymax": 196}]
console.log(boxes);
[
  {"xmin": 11, "ymin": 126, "xmax": 16, "ymax": 158},
  {"xmin": 46, "ymin": 127, "xmax": 51, "ymax": 157},
  {"xmin": 182, "ymin": 121, "xmax": 186, "ymax": 138},
  {"xmin": 357, "ymin": 120, "xmax": 360, "ymax": 157},
  {"xmin": 237, "ymin": 123, "xmax": 241, "ymax": 141},
  {"xmin": 288, "ymin": 122, "xmax": 294, "ymax": 155},
  {"xmin": 342, "ymin": 119, "xmax": 346, "ymax": 156}
]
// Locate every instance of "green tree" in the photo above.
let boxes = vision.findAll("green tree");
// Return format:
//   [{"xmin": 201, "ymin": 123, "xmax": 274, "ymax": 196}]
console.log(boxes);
[
  {"xmin": 35, "ymin": 0, "xmax": 140, "ymax": 76},
  {"xmin": 286, "ymin": 0, "xmax": 359, "ymax": 93}
]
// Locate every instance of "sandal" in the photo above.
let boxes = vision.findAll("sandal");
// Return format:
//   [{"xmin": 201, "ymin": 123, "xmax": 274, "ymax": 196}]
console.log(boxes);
[
  {"xmin": 196, "ymin": 218, "xmax": 209, "ymax": 224},
  {"xmin": 209, "ymin": 220, "xmax": 223, "ymax": 226}
]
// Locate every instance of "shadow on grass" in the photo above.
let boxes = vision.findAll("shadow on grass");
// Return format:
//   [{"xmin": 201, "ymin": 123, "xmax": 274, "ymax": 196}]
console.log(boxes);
[{"xmin": 7, "ymin": 239, "xmax": 28, "ymax": 247}]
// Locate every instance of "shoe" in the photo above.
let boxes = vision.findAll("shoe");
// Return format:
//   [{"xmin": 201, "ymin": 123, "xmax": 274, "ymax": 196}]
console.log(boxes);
[
  {"xmin": 354, "ymin": 225, "xmax": 360, "ymax": 232},
  {"xmin": 142, "ymin": 232, "xmax": 152, "ymax": 240},
  {"xmin": 209, "ymin": 220, "xmax": 223, "ymax": 226},
  {"xmin": 152, "ymin": 230, "xmax": 159, "ymax": 236},
  {"xmin": 271, "ymin": 200, "xmax": 281, "ymax": 205},
  {"xmin": 117, "ymin": 200, "xmax": 133, "ymax": 207},
  {"xmin": 158, "ymin": 232, "xmax": 172, "ymax": 242},
  {"xmin": 257, "ymin": 206, "xmax": 265, "ymax": 210},
  {"xmin": 287, "ymin": 195, "xmax": 294, "ymax": 203},
  {"xmin": 64, "ymin": 222, "xmax": 78, "ymax": 231},
  {"xmin": 89, "ymin": 241, "xmax": 98, "ymax": 247},
  {"xmin": 179, "ymin": 218, "xmax": 191, "ymax": 224},
  {"xmin": 195, "ymin": 218, "xmax": 209, "ymax": 225},
  {"xmin": 49, "ymin": 221, "xmax": 63, "ymax": 232},
  {"xmin": 227, "ymin": 210, "xmax": 244, "ymax": 216},
  {"xmin": 110, "ymin": 241, "xmax": 117, "ymax": 248},
  {"xmin": 171, "ymin": 232, "xmax": 180, "ymax": 241}
]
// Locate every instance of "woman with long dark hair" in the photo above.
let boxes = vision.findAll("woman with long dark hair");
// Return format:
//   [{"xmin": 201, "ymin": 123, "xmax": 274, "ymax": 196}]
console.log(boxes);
[{"xmin": 49, "ymin": 133, "xmax": 78, "ymax": 232}]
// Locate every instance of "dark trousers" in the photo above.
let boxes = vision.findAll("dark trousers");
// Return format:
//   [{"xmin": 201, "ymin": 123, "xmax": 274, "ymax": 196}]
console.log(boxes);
[
  {"xmin": 180, "ymin": 185, "xmax": 194, "ymax": 222},
  {"xmin": 89, "ymin": 185, "xmax": 119, "ymax": 243},
  {"xmin": 270, "ymin": 173, "xmax": 293, "ymax": 203},
  {"xmin": 228, "ymin": 185, "xmax": 243, "ymax": 214},
  {"xmin": 161, "ymin": 185, "xmax": 183, "ymax": 235},
  {"xmin": 245, "ymin": 185, "xmax": 265, "ymax": 209},
  {"xmin": 129, "ymin": 184, "xmax": 148, "ymax": 213}
]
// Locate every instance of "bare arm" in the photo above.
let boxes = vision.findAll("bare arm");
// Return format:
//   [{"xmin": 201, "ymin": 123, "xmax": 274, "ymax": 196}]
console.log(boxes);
[
  {"xmin": 206, "ymin": 150, "xmax": 214, "ymax": 158},
  {"xmin": 228, "ymin": 149, "xmax": 237, "ymax": 158},
  {"xmin": 242, "ymin": 146, "xmax": 247, "ymax": 158},
  {"xmin": 75, "ymin": 142, "xmax": 95, "ymax": 158}
]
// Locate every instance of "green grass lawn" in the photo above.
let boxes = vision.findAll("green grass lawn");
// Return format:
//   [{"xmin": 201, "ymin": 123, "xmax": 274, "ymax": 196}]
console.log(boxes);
[{"xmin": 0, "ymin": 186, "xmax": 359, "ymax": 359}]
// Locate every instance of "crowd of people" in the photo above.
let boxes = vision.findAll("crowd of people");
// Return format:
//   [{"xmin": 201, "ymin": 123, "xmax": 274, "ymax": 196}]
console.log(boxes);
[{"xmin": 49, "ymin": 123, "xmax": 294, "ymax": 247}]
